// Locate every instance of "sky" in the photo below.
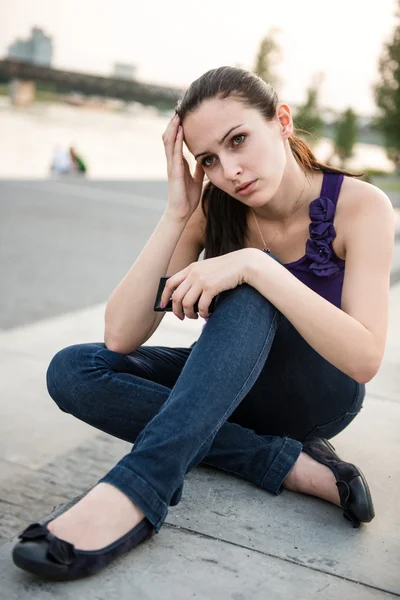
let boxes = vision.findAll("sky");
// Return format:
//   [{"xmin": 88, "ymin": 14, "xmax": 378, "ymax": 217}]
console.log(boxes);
[{"xmin": 0, "ymin": 0, "xmax": 398, "ymax": 115}]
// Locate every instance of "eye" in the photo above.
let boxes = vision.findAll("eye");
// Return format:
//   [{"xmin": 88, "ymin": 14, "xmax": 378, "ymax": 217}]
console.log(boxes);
[
  {"xmin": 201, "ymin": 155, "xmax": 216, "ymax": 168},
  {"xmin": 232, "ymin": 134, "xmax": 246, "ymax": 146},
  {"xmin": 200, "ymin": 134, "xmax": 246, "ymax": 169}
]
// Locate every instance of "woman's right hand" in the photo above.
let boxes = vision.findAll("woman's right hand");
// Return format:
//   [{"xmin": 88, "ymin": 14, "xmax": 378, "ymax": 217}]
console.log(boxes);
[{"xmin": 162, "ymin": 113, "xmax": 205, "ymax": 221}]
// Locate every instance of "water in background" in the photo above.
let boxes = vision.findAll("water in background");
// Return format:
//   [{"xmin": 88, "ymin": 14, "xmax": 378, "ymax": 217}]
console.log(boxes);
[{"xmin": 0, "ymin": 97, "xmax": 394, "ymax": 179}]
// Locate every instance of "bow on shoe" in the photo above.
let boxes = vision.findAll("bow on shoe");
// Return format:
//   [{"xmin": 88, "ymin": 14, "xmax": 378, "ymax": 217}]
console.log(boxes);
[{"xmin": 19, "ymin": 523, "xmax": 77, "ymax": 565}]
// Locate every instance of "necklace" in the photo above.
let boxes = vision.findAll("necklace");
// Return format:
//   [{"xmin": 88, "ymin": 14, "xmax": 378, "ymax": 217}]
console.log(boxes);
[{"xmin": 251, "ymin": 175, "xmax": 307, "ymax": 253}]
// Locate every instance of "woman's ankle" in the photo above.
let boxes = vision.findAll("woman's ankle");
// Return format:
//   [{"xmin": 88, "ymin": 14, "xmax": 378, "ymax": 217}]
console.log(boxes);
[{"xmin": 283, "ymin": 452, "xmax": 340, "ymax": 506}]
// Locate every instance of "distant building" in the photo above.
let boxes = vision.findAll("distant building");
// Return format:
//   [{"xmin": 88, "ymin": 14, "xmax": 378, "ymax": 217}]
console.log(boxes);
[
  {"xmin": 113, "ymin": 62, "xmax": 136, "ymax": 80},
  {"xmin": 7, "ymin": 27, "xmax": 53, "ymax": 67}
]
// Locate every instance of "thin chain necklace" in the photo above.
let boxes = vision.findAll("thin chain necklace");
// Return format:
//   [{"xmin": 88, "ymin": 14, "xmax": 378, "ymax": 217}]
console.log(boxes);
[{"xmin": 251, "ymin": 175, "xmax": 307, "ymax": 253}]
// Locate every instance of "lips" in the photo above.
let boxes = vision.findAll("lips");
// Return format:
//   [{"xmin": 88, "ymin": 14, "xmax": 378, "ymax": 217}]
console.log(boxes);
[{"xmin": 235, "ymin": 180, "xmax": 257, "ymax": 195}]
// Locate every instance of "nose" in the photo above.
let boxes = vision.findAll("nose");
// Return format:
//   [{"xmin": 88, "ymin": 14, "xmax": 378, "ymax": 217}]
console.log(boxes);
[{"xmin": 220, "ymin": 155, "xmax": 242, "ymax": 181}]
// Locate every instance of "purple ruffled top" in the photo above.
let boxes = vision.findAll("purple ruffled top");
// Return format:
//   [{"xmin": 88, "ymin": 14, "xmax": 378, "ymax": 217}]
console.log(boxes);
[
  {"xmin": 202, "ymin": 172, "xmax": 346, "ymax": 328},
  {"xmin": 284, "ymin": 172, "xmax": 345, "ymax": 308}
]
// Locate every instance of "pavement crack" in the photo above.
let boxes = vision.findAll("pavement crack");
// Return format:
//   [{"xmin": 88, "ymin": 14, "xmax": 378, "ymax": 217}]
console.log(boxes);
[{"xmin": 164, "ymin": 523, "xmax": 400, "ymax": 598}]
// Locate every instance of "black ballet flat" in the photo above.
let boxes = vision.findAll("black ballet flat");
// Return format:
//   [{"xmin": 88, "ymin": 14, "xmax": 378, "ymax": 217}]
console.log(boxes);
[
  {"xmin": 302, "ymin": 437, "xmax": 375, "ymax": 528},
  {"xmin": 12, "ymin": 518, "xmax": 154, "ymax": 581}
]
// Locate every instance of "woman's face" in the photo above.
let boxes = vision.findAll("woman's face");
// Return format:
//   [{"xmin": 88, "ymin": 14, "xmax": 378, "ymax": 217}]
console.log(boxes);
[{"xmin": 183, "ymin": 97, "xmax": 291, "ymax": 207}]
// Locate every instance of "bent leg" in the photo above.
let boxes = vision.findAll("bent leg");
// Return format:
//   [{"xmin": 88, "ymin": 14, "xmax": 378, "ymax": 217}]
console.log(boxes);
[
  {"xmin": 47, "ymin": 313, "xmax": 363, "ymax": 511},
  {"xmin": 203, "ymin": 317, "xmax": 365, "ymax": 502},
  {"xmin": 98, "ymin": 284, "xmax": 303, "ymax": 531},
  {"xmin": 47, "ymin": 342, "xmax": 191, "ymax": 442},
  {"xmin": 47, "ymin": 338, "xmax": 301, "ymax": 498}
]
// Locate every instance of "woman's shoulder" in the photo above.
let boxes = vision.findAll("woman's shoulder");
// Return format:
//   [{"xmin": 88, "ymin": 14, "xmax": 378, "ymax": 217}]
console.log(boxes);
[
  {"xmin": 338, "ymin": 175, "xmax": 393, "ymax": 216},
  {"xmin": 335, "ymin": 175, "xmax": 394, "ymax": 245}
]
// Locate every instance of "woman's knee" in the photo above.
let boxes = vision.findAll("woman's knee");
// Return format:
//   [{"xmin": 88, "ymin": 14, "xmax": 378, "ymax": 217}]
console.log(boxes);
[
  {"xmin": 46, "ymin": 342, "xmax": 104, "ymax": 412},
  {"xmin": 216, "ymin": 283, "xmax": 280, "ymax": 319}
]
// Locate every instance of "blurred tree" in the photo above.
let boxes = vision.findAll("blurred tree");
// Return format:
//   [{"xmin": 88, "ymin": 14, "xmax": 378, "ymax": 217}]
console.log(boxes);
[
  {"xmin": 293, "ymin": 73, "xmax": 324, "ymax": 147},
  {"xmin": 334, "ymin": 108, "xmax": 358, "ymax": 167},
  {"xmin": 374, "ymin": 0, "xmax": 400, "ymax": 171},
  {"xmin": 253, "ymin": 29, "xmax": 281, "ymax": 90}
]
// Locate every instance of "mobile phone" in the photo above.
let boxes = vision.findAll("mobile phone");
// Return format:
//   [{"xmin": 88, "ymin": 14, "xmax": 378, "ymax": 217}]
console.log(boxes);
[{"xmin": 154, "ymin": 276, "xmax": 216, "ymax": 314}]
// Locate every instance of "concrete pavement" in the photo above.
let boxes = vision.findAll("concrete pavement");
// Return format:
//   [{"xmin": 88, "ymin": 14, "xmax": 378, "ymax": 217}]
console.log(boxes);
[{"xmin": 0, "ymin": 180, "xmax": 399, "ymax": 598}]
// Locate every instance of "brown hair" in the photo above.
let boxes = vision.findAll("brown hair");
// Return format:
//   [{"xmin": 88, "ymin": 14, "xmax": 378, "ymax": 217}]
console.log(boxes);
[{"xmin": 176, "ymin": 66, "xmax": 359, "ymax": 259}]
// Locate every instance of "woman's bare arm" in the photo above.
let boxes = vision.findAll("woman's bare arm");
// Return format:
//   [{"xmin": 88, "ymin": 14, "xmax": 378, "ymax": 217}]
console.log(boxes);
[
  {"xmin": 104, "ymin": 205, "xmax": 205, "ymax": 354},
  {"xmin": 104, "ymin": 111, "xmax": 206, "ymax": 354},
  {"xmin": 247, "ymin": 184, "xmax": 394, "ymax": 384}
]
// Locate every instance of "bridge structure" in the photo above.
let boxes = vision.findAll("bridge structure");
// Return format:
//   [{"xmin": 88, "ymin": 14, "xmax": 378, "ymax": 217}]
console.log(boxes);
[{"xmin": 0, "ymin": 59, "xmax": 184, "ymax": 106}]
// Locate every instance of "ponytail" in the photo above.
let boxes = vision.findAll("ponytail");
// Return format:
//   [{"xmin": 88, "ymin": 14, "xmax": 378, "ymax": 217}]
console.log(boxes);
[{"xmin": 289, "ymin": 133, "xmax": 362, "ymax": 177}]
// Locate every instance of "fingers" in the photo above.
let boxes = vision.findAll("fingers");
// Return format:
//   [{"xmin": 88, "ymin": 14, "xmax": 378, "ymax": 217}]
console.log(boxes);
[
  {"xmin": 161, "ymin": 269, "xmax": 187, "ymax": 310},
  {"xmin": 169, "ymin": 279, "xmax": 194, "ymax": 320},
  {"xmin": 161, "ymin": 113, "xmax": 177, "ymax": 145},
  {"xmin": 196, "ymin": 295, "xmax": 213, "ymax": 319},
  {"xmin": 163, "ymin": 114, "xmax": 203, "ymax": 185},
  {"xmin": 172, "ymin": 288, "xmax": 211, "ymax": 321},
  {"xmin": 176, "ymin": 282, "xmax": 206, "ymax": 319},
  {"xmin": 172, "ymin": 125, "xmax": 184, "ymax": 169},
  {"xmin": 161, "ymin": 271, "xmax": 209, "ymax": 320},
  {"xmin": 178, "ymin": 288, "xmax": 213, "ymax": 320},
  {"xmin": 162, "ymin": 113, "xmax": 180, "ymax": 167}
]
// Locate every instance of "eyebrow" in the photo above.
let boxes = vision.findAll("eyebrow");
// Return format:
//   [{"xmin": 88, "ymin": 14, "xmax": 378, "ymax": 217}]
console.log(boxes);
[{"xmin": 194, "ymin": 123, "xmax": 244, "ymax": 159}]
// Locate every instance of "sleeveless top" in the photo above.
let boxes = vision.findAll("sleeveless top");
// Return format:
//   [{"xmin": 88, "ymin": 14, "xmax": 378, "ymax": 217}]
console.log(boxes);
[
  {"xmin": 203, "ymin": 171, "xmax": 345, "ymax": 325},
  {"xmin": 274, "ymin": 171, "xmax": 345, "ymax": 308}
]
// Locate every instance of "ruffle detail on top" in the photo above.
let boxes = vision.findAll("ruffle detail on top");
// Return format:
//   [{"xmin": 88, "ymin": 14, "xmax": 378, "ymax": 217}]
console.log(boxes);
[{"xmin": 306, "ymin": 195, "xmax": 340, "ymax": 277}]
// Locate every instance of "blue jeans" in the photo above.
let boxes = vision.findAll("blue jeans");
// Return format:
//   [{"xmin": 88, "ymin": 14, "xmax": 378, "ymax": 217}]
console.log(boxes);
[{"xmin": 46, "ymin": 284, "xmax": 364, "ymax": 532}]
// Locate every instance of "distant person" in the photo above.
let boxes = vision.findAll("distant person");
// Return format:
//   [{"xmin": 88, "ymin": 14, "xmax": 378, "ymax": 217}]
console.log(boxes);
[
  {"xmin": 50, "ymin": 145, "xmax": 73, "ymax": 176},
  {"xmin": 69, "ymin": 146, "xmax": 87, "ymax": 175},
  {"xmin": 50, "ymin": 146, "xmax": 87, "ymax": 177},
  {"xmin": 14, "ymin": 66, "xmax": 394, "ymax": 581}
]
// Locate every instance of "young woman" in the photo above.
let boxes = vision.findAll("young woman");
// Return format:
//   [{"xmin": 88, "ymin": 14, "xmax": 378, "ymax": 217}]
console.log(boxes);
[{"xmin": 13, "ymin": 67, "xmax": 394, "ymax": 581}]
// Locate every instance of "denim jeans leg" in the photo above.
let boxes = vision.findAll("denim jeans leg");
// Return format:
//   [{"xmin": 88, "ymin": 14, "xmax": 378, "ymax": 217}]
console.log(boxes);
[
  {"xmin": 99, "ymin": 284, "xmax": 302, "ymax": 531},
  {"xmin": 202, "ymin": 425, "xmax": 302, "ymax": 496},
  {"xmin": 48, "ymin": 341, "xmax": 301, "ymax": 504}
]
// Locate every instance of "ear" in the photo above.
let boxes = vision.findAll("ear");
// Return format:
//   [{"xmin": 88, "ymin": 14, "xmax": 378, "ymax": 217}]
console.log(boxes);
[{"xmin": 276, "ymin": 104, "xmax": 293, "ymax": 139}]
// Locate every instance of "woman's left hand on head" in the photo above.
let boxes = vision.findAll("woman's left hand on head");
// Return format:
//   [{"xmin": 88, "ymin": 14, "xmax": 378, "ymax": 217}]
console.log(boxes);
[{"xmin": 160, "ymin": 248, "xmax": 259, "ymax": 320}]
